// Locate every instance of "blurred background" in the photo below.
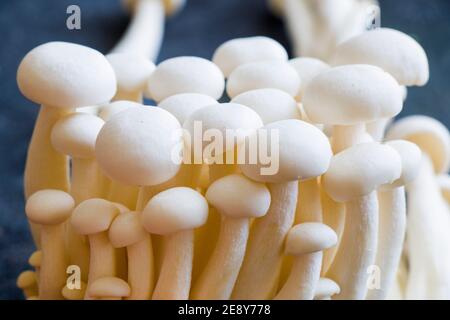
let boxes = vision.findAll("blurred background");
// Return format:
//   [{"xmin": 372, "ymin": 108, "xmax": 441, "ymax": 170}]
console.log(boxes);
[{"xmin": 0, "ymin": 0, "xmax": 449, "ymax": 299}]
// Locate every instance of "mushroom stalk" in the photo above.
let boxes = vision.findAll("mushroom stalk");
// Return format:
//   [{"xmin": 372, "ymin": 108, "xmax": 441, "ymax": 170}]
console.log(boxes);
[
  {"xmin": 108, "ymin": 182, "xmax": 139, "ymax": 210},
  {"xmin": 87, "ymin": 233, "xmax": 117, "ymax": 285},
  {"xmin": 71, "ymin": 158, "xmax": 107, "ymax": 203},
  {"xmin": 126, "ymin": 236, "xmax": 154, "ymax": 300},
  {"xmin": 332, "ymin": 123, "xmax": 367, "ymax": 153}
]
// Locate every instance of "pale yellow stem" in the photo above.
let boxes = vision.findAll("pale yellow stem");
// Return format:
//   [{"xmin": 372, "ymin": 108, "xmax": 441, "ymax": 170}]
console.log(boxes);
[{"xmin": 126, "ymin": 235, "xmax": 154, "ymax": 300}]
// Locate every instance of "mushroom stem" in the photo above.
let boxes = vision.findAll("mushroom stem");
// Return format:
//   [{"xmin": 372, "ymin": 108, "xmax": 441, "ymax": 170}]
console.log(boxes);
[
  {"xmin": 113, "ymin": 90, "xmax": 143, "ymax": 104},
  {"xmin": 192, "ymin": 217, "xmax": 249, "ymax": 300},
  {"xmin": 86, "ymin": 233, "xmax": 117, "ymax": 291},
  {"xmin": 332, "ymin": 123, "xmax": 367, "ymax": 153},
  {"xmin": 108, "ymin": 182, "xmax": 139, "ymax": 210},
  {"xmin": 232, "ymin": 181, "xmax": 297, "ymax": 299},
  {"xmin": 126, "ymin": 235, "xmax": 154, "ymax": 300},
  {"xmin": 152, "ymin": 230, "xmax": 193, "ymax": 300},
  {"xmin": 327, "ymin": 192, "xmax": 378, "ymax": 299},
  {"xmin": 71, "ymin": 158, "xmax": 107, "ymax": 203}
]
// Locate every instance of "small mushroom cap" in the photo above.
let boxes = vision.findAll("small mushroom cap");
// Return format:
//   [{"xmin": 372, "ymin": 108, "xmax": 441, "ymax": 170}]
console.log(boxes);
[
  {"xmin": 239, "ymin": 119, "xmax": 332, "ymax": 183},
  {"xmin": 106, "ymin": 53, "xmax": 155, "ymax": 94},
  {"xmin": 26, "ymin": 190, "xmax": 74, "ymax": 225},
  {"xmin": 87, "ymin": 277, "xmax": 130, "ymax": 298},
  {"xmin": 28, "ymin": 251, "xmax": 42, "ymax": 268},
  {"xmin": 71, "ymin": 199, "xmax": 119, "ymax": 235},
  {"xmin": 323, "ymin": 142, "xmax": 402, "ymax": 202},
  {"xmin": 205, "ymin": 174, "xmax": 271, "ymax": 219},
  {"xmin": 288, "ymin": 57, "xmax": 330, "ymax": 100},
  {"xmin": 17, "ymin": 271, "xmax": 37, "ymax": 289},
  {"xmin": 384, "ymin": 140, "xmax": 422, "ymax": 188},
  {"xmin": 51, "ymin": 113, "xmax": 105, "ymax": 159},
  {"xmin": 226, "ymin": 61, "xmax": 301, "ymax": 98},
  {"xmin": 158, "ymin": 93, "xmax": 217, "ymax": 124},
  {"xmin": 146, "ymin": 56, "xmax": 225, "ymax": 102},
  {"xmin": 109, "ymin": 211, "xmax": 147, "ymax": 248},
  {"xmin": 332, "ymin": 28, "xmax": 429, "ymax": 86},
  {"xmin": 98, "ymin": 100, "xmax": 141, "ymax": 121},
  {"xmin": 212, "ymin": 36, "xmax": 288, "ymax": 77},
  {"xmin": 142, "ymin": 187, "xmax": 208, "ymax": 235},
  {"xmin": 386, "ymin": 115, "xmax": 450, "ymax": 174},
  {"xmin": 95, "ymin": 107, "xmax": 182, "ymax": 186},
  {"xmin": 303, "ymin": 64, "xmax": 403, "ymax": 125},
  {"xmin": 314, "ymin": 278, "xmax": 341, "ymax": 299},
  {"xmin": 231, "ymin": 88, "xmax": 301, "ymax": 124},
  {"xmin": 17, "ymin": 42, "xmax": 116, "ymax": 108},
  {"xmin": 285, "ymin": 223, "xmax": 337, "ymax": 255},
  {"xmin": 61, "ymin": 281, "xmax": 87, "ymax": 300}
]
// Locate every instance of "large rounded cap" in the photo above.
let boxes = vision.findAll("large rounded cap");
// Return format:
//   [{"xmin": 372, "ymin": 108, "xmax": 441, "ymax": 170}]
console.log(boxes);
[
  {"xmin": 332, "ymin": 28, "xmax": 429, "ymax": 86},
  {"xmin": 158, "ymin": 93, "xmax": 217, "ymax": 124},
  {"xmin": 109, "ymin": 211, "xmax": 147, "ymax": 248},
  {"xmin": 285, "ymin": 223, "xmax": 337, "ymax": 255},
  {"xmin": 384, "ymin": 140, "xmax": 422, "ymax": 187},
  {"xmin": 142, "ymin": 187, "xmax": 208, "ymax": 235},
  {"xmin": 303, "ymin": 64, "xmax": 402, "ymax": 125},
  {"xmin": 323, "ymin": 142, "xmax": 402, "ymax": 202},
  {"xmin": 205, "ymin": 174, "xmax": 271, "ymax": 219},
  {"xmin": 289, "ymin": 57, "xmax": 330, "ymax": 100},
  {"xmin": 96, "ymin": 107, "xmax": 182, "ymax": 186},
  {"xmin": 17, "ymin": 42, "xmax": 116, "ymax": 108},
  {"xmin": 227, "ymin": 61, "xmax": 301, "ymax": 98},
  {"xmin": 212, "ymin": 36, "xmax": 288, "ymax": 77},
  {"xmin": 71, "ymin": 199, "xmax": 119, "ymax": 235},
  {"xmin": 98, "ymin": 100, "xmax": 141, "ymax": 121},
  {"xmin": 314, "ymin": 278, "xmax": 341, "ymax": 300},
  {"xmin": 146, "ymin": 56, "xmax": 225, "ymax": 102},
  {"xmin": 239, "ymin": 119, "xmax": 332, "ymax": 183},
  {"xmin": 87, "ymin": 277, "xmax": 130, "ymax": 299},
  {"xmin": 26, "ymin": 190, "xmax": 75, "ymax": 225},
  {"xmin": 231, "ymin": 88, "xmax": 301, "ymax": 124},
  {"xmin": 386, "ymin": 115, "xmax": 450, "ymax": 174},
  {"xmin": 106, "ymin": 53, "xmax": 155, "ymax": 94},
  {"xmin": 51, "ymin": 113, "xmax": 104, "ymax": 159}
]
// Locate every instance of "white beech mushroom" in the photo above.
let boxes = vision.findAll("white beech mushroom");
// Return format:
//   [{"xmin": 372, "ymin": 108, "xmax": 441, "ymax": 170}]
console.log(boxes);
[
  {"xmin": 109, "ymin": 211, "xmax": 153, "ymax": 300},
  {"xmin": 314, "ymin": 278, "xmax": 341, "ymax": 300},
  {"xmin": 142, "ymin": 187, "xmax": 208, "ymax": 299},
  {"xmin": 232, "ymin": 119, "xmax": 332, "ymax": 299},
  {"xmin": 17, "ymin": 42, "xmax": 116, "ymax": 245},
  {"xmin": 366, "ymin": 140, "xmax": 422, "ymax": 300},
  {"xmin": 212, "ymin": 36, "xmax": 288, "ymax": 77},
  {"xmin": 288, "ymin": 57, "xmax": 330, "ymax": 101},
  {"xmin": 146, "ymin": 56, "xmax": 225, "ymax": 102},
  {"xmin": 17, "ymin": 271, "xmax": 38, "ymax": 299},
  {"xmin": 275, "ymin": 223, "xmax": 337, "ymax": 300},
  {"xmin": 98, "ymin": 100, "xmax": 141, "ymax": 121},
  {"xmin": 386, "ymin": 115, "xmax": 450, "ymax": 299},
  {"xmin": 25, "ymin": 190, "xmax": 75, "ymax": 299},
  {"xmin": 28, "ymin": 250, "xmax": 42, "ymax": 280},
  {"xmin": 322, "ymin": 142, "xmax": 402, "ymax": 299},
  {"xmin": 192, "ymin": 174, "xmax": 271, "ymax": 299},
  {"xmin": 61, "ymin": 281, "xmax": 87, "ymax": 300},
  {"xmin": 87, "ymin": 276, "xmax": 131, "ymax": 300},
  {"xmin": 226, "ymin": 61, "xmax": 301, "ymax": 99}
]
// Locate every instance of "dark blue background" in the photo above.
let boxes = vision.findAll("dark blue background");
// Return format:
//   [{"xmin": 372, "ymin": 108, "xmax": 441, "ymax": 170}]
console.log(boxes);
[{"xmin": 1, "ymin": 0, "xmax": 449, "ymax": 299}]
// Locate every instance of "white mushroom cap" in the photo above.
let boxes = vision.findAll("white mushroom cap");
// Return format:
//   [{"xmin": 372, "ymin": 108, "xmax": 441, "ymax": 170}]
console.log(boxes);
[
  {"xmin": 142, "ymin": 187, "xmax": 208, "ymax": 235},
  {"xmin": 87, "ymin": 276, "xmax": 130, "ymax": 299},
  {"xmin": 386, "ymin": 115, "xmax": 450, "ymax": 174},
  {"xmin": 17, "ymin": 42, "xmax": 116, "ymax": 108},
  {"xmin": 384, "ymin": 140, "xmax": 422, "ymax": 188},
  {"xmin": 231, "ymin": 88, "xmax": 301, "ymax": 124},
  {"xmin": 146, "ymin": 56, "xmax": 225, "ymax": 102},
  {"xmin": 26, "ymin": 190, "xmax": 75, "ymax": 226},
  {"xmin": 314, "ymin": 278, "xmax": 341, "ymax": 300},
  {"xmin": 71, "ymin": 199, "xmax": 119, "ymax": 235},
  {"xmin": 106, "ymin": 52, "xmax": 155, "ymax": 94},
  {"xmin": 288, "ymin": 57, "xmax": 330, "ymax": 100},
  {"xmin": 95, "ymin": 107, "xmax": 182, "ymax": 186},
  {"xmin": 303, "ymin": 64, "xmax": 403, "ymax": 125},
  {"xmin": 285, "ymin": 223, "xmax": 337, "ymax": 255},
  {"xmin": 98, "ymin": 100, "xmax": 142, "ymax": 121},
  {"xmin": 108, "ymin": 211, "xmax": 147, "ymax": 248},
  {"xmin": 205, "ymin": 174, "xmax": 271, "ymax": 219},
  {"xmin": 322, "ymin": 142, "xmax": 402, "ymax": 202},
  {"xmin": 212, "ymin": 36, "xmax": 288, "ymax": 77},
  {"xmin": 158, "ymin": 93, "xmax": 217, "ymax": 124},
  {"xmin": 51, "ymin": 113, "xmax": 105, "ymax": 159},
  {"xmin": 226, "ymin": 61, "xmax": 301, "ymax": 98},
  {"xmin": 332, "ymin": 28, "xmax": 429, "ymax": 86},
  {"xmin": 239, "ymin": 119, "xmax": 332, "ymax": 183}
]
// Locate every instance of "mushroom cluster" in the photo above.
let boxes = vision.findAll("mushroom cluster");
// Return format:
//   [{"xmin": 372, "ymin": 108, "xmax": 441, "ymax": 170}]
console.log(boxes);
[{"xmin": 14, "ymin": 1, "xmax": 450, "ymax": 300}]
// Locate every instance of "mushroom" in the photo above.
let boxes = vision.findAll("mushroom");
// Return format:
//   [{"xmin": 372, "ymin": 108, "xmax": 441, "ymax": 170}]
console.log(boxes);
[
  {"xmin": 212, "ymin": 36, "xmax": 288, "ymax": 77},
  {"xmin": 25, "ymin": 190, "xmax": 75, "ymax": 299},
  {"xmin": 366, "ymin": 140, "xmax": 422, "ymax": 300},
  {"xmin": 437, "ymin": 174, "xmax": 450, "ymax": 204},
  {"xmin": 146, "ymin": 56, "xmax": 225, "ymax": 102},
  {"xmin": 28, "ymin": 250, "xmax": 42, "ymax": 280},
  {"xmin": 17, "ymin": 42, "xmax": 116, "ymax": 245},
  {"xmin": 87, "ymin": 277, "xmax": 131, "ymax": 300},
  {"xmin": 288, "ymin": 57, "xmax": 330, "ymax": 101},
  {"xmin": 108, "ymin": 211, "xmax": 153, "ymax": 299},
  {"xmin": 61, "ymin": 281, "xmax": 87, "ymax": 300},
  {"xmin": 226, "ymin": 61, "xmax": 301, "ymax": 99},
  {"xmin": 71, "ymin": 199, "xmax": 120, "ymax": 298},
  {"xmin": 142, "ymin": 187, "xmax": 209, "ymax": 299},
  {"xmin": 17, "ymin": 271, "xmax": 38, "ymax": 299},
  {"xmin": 322, "ymin": 142, "xmax": 402, "ymax": 299},
  {"xmin": 232, "ymin": 119, "xmax": 332, "ymax": 299},
  {"xmin": 192, "ymin": 174, "xmax": 271, "ymax": 299},
  {"xmin": 314, "ymin": 278, "xmax": 341, "ymax": 300},
  {"xmin": 275, "ymin": 223, "xmax": 337, "ymax": 300},
  {"xmin": 98, "ymin": 100, "xmax": 141, "ymax": 121}
]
